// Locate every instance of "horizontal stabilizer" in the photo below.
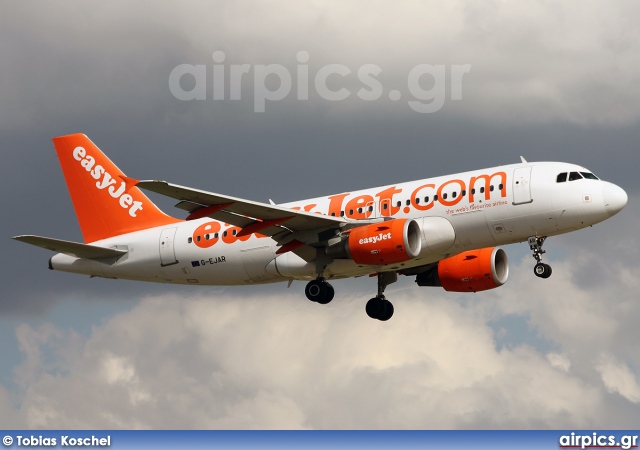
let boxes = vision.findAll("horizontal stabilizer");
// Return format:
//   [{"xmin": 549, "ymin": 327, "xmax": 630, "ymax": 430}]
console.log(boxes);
[{"xmin": 12, "ymin": 235, "xmax": 127, "ymax": 260}]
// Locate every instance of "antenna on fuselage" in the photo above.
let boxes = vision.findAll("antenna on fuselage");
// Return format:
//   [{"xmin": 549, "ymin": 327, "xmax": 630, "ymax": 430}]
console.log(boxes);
[{"xmin": 520, "ymin": 156, "xmax": 528, "ymax": 163}]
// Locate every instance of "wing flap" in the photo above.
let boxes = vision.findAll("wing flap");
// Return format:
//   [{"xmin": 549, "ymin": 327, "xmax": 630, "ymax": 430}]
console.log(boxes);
[{"xmin": 12, "ymin": 235, "xmax": 127, "ymax": 260}]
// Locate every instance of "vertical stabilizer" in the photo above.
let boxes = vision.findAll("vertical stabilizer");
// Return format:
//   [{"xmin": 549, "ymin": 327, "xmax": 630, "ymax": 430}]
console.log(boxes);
[{"xmin": 52, "ymin": 133, "xmax": 180, "ymax": 243}]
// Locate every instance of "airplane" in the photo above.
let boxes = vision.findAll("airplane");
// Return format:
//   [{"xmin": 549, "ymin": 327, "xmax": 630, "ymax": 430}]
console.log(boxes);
[{"xmin": 13, "ymin": 134, "xmax": 628, "ymax": 321}]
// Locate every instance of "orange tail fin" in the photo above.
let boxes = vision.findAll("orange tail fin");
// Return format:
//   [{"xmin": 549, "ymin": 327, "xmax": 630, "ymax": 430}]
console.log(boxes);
[{"xmin": 53, "ymin": 133, "xmax": 181, "ymax": 243}]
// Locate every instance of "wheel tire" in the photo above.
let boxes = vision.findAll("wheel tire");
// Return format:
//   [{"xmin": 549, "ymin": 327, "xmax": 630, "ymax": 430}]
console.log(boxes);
[
  {"xmin": 305, "ymin": 280, "xmax": 334, "ymax": 304},
  {"xmin": 366, "ymin": 297, "xmax": 388, "ymax": 320},
  {"xmin": 534, "ymin": 263, "xmax": 552, "ymax": 279},
  {"xmin": 378, "ymin": 301, "xmax": 394, "ymax": 321},
  {"xmin": 317, "ymin": 282, "xmax": 334, "ymax": 304},
  {"xmin": 365, "ymin": 298, "xmax": 380, "ymax": 319},
  {"xmin": 305, "ymin": 280, "xmax": 324, "ymax": 302}
]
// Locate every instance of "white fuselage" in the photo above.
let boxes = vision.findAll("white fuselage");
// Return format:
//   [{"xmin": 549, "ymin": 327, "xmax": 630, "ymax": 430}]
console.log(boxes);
[{"xmin": 50, "ymin": 161, "xmax": 626, "ymax": 285}]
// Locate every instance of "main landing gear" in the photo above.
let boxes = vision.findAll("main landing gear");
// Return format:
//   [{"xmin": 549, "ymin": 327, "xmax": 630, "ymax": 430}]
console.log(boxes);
[
  {"xmin": 365, "ymin": 272, "xmax": 397, "ymax": 322},
  {"xmin": 304, "ymin": 278, "xmax": 335, "ymax": 304},
  {"xmin": 304, "ymin": 272, "xmax": 398, "ymax": 321},
  {"xmin": 528, "ymin": 236, "xmax": 552, "ymax": 279}
]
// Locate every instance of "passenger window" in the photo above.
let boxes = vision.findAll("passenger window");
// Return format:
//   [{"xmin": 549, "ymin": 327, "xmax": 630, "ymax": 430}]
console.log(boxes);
[
  {"xmin": 197, "ymin": 236, "xmax": 201, "ymax": 242},
  {"xmin": 223, "ymin": 231, "xmax": 227, "ymax": 237},
  {"xmin": 569, "ymin": 172, "xmax": 583, "ymax": 181},
  {"xmin": 424, "ymin": 196, "xmax": 429, "ymax": 203},
  {"xmin": 452, "ymin": 192, "xmax": 457, "ymax": 198},
  {"xmin": 349, "ymin": 209, "xmax": 354, "ymax": 215},
  {"xmin": 442, "ymin": 193, "xmax": 448, "ymax": 200},
  {"xmin": 205, "ymin": 234, "xmax": 210, "ymax": 240},
  {"xmin": 340, "ymin": 211, "xmax": 345, "ymax": 217},
  {"xmin": 214, "ymin": 233, "xmax": 219, "ymax": 239},
  {"xmin": 383, "ymin": 204, "xmax": 388, "ymax": 210},
  {"xmin": 498, "ymin": 184, "xmax": 503, "ymax": 190},
  {"xmin": 490, "ymin": 185, "xmax": 494, "ymax": 192},
  {"xmin": 232, "ymin": 229, "xmax": 237, "ymax": 236},
  {"xmin": 406, "ymin": 199, "xmax": 411, "ymax": 206},
  {"xmin": 433, "ymin": 194, "xmax": 438, "ymax": 201},
  {"xmin": 358, "ymin": 207, "xmax": 363, "ymax": 213},
  {"xmin": 415, "ymin": 198, "xmax": 420, "ymax": 204},
  {"xmin": 471, "ymin": 188, "xmax": 476, "ymax": 195},
  {"xmin": 557, "ymin": 173, "xmax": 567, "ymax": 183},
  {"xmin": 331, "ymin": 212, "xmax": 336, "ymax": 216},
  {"xmin": 396, "ymin": 201, "xmax": 401, "ymax": 207},
  {"xmin": 480, "ymin": 187, "xmax": 485, "ymax": 193},
  {"xmin": 188, "ymin": 237, "xmax": 193, "ymax": 244},
  {"xmin": 368, "ymin": 206, "xmax": 373, "ymax": 212},
  {"xmin": 461, "ymin": 190, "xmax": 466, "ymax": 196}
]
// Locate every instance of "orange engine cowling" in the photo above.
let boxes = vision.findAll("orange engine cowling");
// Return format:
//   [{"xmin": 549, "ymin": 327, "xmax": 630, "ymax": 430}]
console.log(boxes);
[
  {"xmin": 342, "ymin": 219, "xmax": 422, "ymax": 265},
  {"xmin": 416, "ymin": 247, "xmax": 509, "ymax": 292}
]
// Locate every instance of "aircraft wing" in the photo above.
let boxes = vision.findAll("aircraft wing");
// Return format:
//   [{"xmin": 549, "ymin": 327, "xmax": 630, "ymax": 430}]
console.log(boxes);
[{"xmin": 136, "ymin": 180, "xmax": 347, "ymax": 240}]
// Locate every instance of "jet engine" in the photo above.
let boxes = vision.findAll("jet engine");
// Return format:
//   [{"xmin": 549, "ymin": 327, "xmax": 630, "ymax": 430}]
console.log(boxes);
[
  {"xmin": 326, "ymin": 219, "xmax": 422, "ymax": 265},
  {"xmin": 416, "ymin": 247, "xmax": 509, "ymax": 292}
]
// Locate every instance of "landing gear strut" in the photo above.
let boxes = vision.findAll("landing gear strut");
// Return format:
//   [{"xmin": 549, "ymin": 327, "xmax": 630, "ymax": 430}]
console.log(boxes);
[
  {"xmin": 305, "ymin": 251, "xmax": 335, "ymax": 304},
  {"xmin": 528, "ymin": 236, "xmax": 552, "ymax": 279},
  {"xmin": 305, "ymin": 278, "xmax": 334, "ymax": 304},
  {"xmin": 365, "ymin": 272, "xmax": 397, "ymax": 321}
]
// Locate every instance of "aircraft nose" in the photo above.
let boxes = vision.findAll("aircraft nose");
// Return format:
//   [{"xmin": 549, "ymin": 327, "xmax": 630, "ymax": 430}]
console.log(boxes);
[{"xmin": 602, "ymin": 182, "xmax": 628, "ymax": 217}]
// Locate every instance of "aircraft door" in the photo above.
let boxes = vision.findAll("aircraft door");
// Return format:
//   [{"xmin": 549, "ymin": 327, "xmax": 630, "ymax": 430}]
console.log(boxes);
[
  {"xmin": 512, "ymin": 167, "xmax": 533, "ymax": 205},
  {"xmin": 159, "ymin": 227, "xmax": 179, "ymax": 266}
]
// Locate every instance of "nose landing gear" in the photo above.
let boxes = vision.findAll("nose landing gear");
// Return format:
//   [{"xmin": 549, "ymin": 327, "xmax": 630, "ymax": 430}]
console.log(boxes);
[{"xmin": 529, "ymin": 236, "xmax": 552, "ymax": 279}]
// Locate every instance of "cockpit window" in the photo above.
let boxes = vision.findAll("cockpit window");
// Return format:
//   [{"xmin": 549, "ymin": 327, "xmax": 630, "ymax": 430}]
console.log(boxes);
[
  {"xmin": 569, "ymin": 171, "xmax": 583, "ymax": 181},
  {"xmin": 580, "ymin": 172, "xmax": 599, "ymax": 180},
  {"xmin": 556, "ymin": 173, "xmax": 567, "ymax": 183}
]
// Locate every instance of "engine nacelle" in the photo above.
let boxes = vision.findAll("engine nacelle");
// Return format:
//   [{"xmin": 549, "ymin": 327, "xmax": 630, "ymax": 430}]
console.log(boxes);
[
  {"xmin": 416, "ymin": 247, "xmax": 509, "ymax": 292},
  {"xmin": 327, "ymin": 219, "xmax": 422, "ymax": 265}
]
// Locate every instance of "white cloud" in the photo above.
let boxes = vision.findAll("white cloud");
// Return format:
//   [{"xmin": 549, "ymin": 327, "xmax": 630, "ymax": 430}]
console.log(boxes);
[
  {"xmin": 547, "ymin": 353, "xmax": 571, "ymax": 373},
  {"xmin": 596, "ymin": 354, "xmax": 640, "ymax": 404},
  {"xmin": 4, "ymin": 255, "xmax": 639, "ymax": 429}
]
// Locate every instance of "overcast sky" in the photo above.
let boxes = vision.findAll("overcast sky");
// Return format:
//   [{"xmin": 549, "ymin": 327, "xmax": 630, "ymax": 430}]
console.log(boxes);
[{"xmin": 1, "ymin": 0, "xmax": 639, "ymax": 429}]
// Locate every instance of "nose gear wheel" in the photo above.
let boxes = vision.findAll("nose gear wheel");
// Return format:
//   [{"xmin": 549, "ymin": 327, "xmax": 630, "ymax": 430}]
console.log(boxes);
[{"xmin": 528, "ymin": 236, "xmax": 552, "ymax": 279}]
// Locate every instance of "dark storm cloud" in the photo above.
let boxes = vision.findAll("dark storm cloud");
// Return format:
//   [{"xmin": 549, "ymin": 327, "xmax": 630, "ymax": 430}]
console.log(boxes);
[{"xmin": 2, "ymin": 1, "xmax": 640, "ymax": 316}]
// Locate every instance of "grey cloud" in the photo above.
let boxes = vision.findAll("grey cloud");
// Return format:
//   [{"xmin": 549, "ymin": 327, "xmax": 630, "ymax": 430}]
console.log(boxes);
[
  {"xmin": 1, "ymin": 0, "xmax": 639, "ymax": 429},
  {"xmin": 3, "ymin": 279, "xmax": 637, "ymax": 429}
]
